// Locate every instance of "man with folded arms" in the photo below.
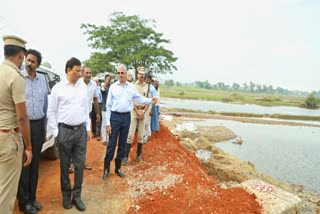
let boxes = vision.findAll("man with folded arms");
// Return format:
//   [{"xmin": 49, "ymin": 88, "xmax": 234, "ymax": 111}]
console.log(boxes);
[
  {"xmin": 47, "ymin": 57, "xmax": 91, "ymax": 211},
  {"xmin": 0, "ymin": 35, "xmax": 32, "ymax": 214}
]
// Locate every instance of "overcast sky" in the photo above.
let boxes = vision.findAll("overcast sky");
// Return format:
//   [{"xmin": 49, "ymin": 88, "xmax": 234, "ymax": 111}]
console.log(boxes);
[{"xmin": 0, "ymin": 0, "xmax": 319, "ymax": 92}]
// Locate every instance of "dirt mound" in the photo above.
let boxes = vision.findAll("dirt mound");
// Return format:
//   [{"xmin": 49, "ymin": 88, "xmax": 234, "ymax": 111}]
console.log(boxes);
[{"xmin": 126, "ymin": 124, "xmax": 261, "ymax": 214}]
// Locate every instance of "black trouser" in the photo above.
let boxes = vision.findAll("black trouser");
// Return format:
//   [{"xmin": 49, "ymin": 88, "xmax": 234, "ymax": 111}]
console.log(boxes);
[
  {"xmin": 57, "ymin": 124, "xmax": 87, "ymax": 200},
  {"xmin": 90, "ymin": 104, "xmax": 96, "ymax": 135},
  {"xmin": 104, "ymin": 112, "xmax": 130, "ymax": 161},
  {"xmin": 96, "ymin": 104, "xmax": 102, "ymax": 137},
  {"xmin": 17, "ymin": 118, "xmax": 45, "ymax": 208}
]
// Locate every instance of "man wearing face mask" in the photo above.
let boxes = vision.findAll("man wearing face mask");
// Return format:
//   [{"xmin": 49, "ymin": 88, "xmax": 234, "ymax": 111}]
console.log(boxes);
[
  {"xmin": 17, "ymin": 49, "xmax": 48, "ymax": 214},
  {"xmin": 0, "ymin": 35, "xmax": 32, "ymax": 214}
]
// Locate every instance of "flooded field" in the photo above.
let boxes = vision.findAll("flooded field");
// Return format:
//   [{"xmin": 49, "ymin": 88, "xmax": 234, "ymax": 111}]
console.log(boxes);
[{"xmin": 188, "ymin": 118, "xmax": 320, "ymax": 193}]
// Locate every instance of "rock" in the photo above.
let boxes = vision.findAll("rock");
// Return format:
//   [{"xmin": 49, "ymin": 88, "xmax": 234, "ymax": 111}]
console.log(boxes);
[
  {"xmin": 239, "ymin": 179, "xmax": 302, "ymax": 214},
  {"xmin": 220, "ymin": 184, "xmax": 227, "ymax": 189}
]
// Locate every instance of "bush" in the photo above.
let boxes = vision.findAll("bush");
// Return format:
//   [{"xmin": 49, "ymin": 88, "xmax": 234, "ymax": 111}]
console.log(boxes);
[
  {"xmin": 179, "ymin": 91, "xmax": 185, "ymax": 95},
  {"xmin": 305, "ymin": 95, "xmax": 319, "ymax": 109}
]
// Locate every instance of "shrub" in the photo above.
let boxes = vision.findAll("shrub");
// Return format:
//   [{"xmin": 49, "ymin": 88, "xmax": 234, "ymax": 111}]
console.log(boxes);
[
  {"xmin": 305, "ymin": 95, "xmax": 319, "ymax": 109},
  {"xmin": 179, "ymin": 91, "xmax": 185, "ymax": 95}
]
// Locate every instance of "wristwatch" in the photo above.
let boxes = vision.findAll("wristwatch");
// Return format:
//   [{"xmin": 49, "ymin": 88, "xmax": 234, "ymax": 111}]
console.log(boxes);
[{"xmin": 142, "ymin": 110, "xmax": 145, "ymax": 113}]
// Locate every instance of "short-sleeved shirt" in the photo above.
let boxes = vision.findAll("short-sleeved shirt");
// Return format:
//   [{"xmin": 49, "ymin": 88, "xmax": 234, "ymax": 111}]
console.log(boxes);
[
  {"xmin": 133, "ymin": 81, "xmax": 151, "ymax": 108},
  {"xmin": 0, "ymin": 60, "xmax": 26, "ymax": 129}
]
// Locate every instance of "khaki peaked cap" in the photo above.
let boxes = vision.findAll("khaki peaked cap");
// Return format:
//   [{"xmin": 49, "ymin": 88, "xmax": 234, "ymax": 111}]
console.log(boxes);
[
  {"xmin": 3, "ymin": 35, "xmax": 27, "ymax": 49},
  {"xmin": 137, "ymin": 66, "xmax": 146, "ymax": 74}
]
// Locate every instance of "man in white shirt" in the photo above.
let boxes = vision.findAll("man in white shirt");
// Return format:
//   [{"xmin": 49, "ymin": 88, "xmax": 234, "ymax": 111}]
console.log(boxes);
[
  {"xmin": 81, "ymin": 66, "xmax": 100, "ymax": 170},
  {"xmin": 47, "ymin": 57, "xmax": 91, "ymax": 212}
]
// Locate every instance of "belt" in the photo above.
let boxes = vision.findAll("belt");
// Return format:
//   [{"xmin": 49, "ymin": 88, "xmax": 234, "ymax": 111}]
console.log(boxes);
[
  {"xmin": 112, "ymin": 111, "xmax": 130, "ymax": 115},
  {"xmin": 0, "ymin": 127, "xmax": 19, "ymax": 133},
  {"xmin": 137, "ymin": 106, "xmax": 146, "ymax": 110},
  {"xmin": 58, "ymin": 123, "xmax": 83, "ymax": 131}
]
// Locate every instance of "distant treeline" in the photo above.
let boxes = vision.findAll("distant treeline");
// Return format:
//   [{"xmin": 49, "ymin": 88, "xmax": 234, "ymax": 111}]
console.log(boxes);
[{"xmin": 164, "ymin": 80, "xmax": 320, "ymax": 98}]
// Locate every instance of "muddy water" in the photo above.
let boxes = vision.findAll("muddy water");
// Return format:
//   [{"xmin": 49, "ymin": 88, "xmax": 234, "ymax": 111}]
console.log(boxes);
[
  {"xmin": 190, "ymin": 118, "xmax": 320, "ymax": 193},
  {"xmin": 162, "ymin": 98, "xmax": 320, "ymax": 116}
]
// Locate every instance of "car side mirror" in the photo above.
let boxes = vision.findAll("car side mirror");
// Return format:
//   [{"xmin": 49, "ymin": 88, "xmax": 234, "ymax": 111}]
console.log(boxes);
[{"xmin": 48, "ymin": 80, "xmax": 56, "ymax": 89}]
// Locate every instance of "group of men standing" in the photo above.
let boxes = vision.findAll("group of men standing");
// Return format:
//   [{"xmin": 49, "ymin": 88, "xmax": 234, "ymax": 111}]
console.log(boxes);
[{"xmin": 0, "ymin": 35, "xmax": 160, "ymax": 213}]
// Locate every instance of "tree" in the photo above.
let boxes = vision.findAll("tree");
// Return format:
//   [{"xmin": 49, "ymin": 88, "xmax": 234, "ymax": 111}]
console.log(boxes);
[
  {"xmin": 243, "ymin": 83, "xmax": 249, "ymax": 91},
  {"xmin": 164, "ymin": 79, "xmax": 174, "ymax": 86},
  {"xmin": 249, "ymin": 81, "xmax": 255, "ymax": 92},
  {"xmin": 176, "ymin": 81, "xmax": 182, "ymax": 87},
  {"xmin": 305, "ymin": 94, "xmax": 319, "ymax": 109},
  {"xmin": 256, "ymin": 84, "xmax": 262, "ymax": 92},
  {"xmin": 232, "ymin": 83, "xmax": 240, "ymax": 91},
  {"xmin": 216, "ymin": 82, "xmax": 225, "ymax": 90},
  {"xmin": 81, "ymin": 12, "xmax": 177, "ymax": 75}
]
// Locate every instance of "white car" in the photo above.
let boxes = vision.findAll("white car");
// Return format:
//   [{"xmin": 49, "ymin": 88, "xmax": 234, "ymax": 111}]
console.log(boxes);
[{"xmin": 36, "ymin": 66, "xmax": 61, "ymax": 159}]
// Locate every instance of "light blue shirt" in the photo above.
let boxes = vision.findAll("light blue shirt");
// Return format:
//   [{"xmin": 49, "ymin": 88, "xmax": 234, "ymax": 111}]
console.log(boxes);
[
  {"xmin": 150, "ymin": 84, "xmax": 157, "ymax": 98},
  {"xmin": 97, "ymin": 85, "xmax": 103, "ymax": 103},
  {"xmin": 106, "ymin": 80, "xmax": 152, "ymax": 126},
  {"xmin": 21, "ymin": 69, "xmax": 48, "ymax": 128}
]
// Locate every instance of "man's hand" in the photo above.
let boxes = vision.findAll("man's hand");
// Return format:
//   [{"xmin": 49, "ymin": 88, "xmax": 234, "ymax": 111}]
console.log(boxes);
[
  {"xmin": 96, "ymin": 113, "xmax": 101, "ymax": 123},
  {"xmin": 87, "ymin": 131, "xmax": 92, "ymax": 141},
  {"xmin": 23, "ymin": 150, "xmax": 33, "ymax": 167},
  {"xmin": 149, "ymin": 111, "xmax": 153, "ymax": 116},
  {"xmin": 106, "ymin": 126, "xmax": 111, "ymax": 135},
  {"xmin": 138, "ymin": 110, "xmax": 144, "ymax": 120},
  {"xmin": 152, "ymin": 97, "xmax": 157, "ymax": 104}
]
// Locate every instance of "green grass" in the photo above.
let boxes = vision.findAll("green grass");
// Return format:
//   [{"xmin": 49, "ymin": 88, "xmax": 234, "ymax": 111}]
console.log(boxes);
[{"xmin": 160, "ymin": 85, "xmax": 306, "ymax": 108}]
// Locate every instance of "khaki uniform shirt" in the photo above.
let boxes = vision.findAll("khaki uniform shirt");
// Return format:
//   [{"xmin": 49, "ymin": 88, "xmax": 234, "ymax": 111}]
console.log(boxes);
[
  {"xmin": 133, "ymin": 81, "xmax": 150, "ymax": 108},
  {"xmin": 0, "ymin": 60, "xmax": 26, "ymax": 129}
]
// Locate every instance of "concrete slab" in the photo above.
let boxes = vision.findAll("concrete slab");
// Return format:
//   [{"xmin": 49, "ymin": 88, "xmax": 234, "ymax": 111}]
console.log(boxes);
[{"xmin": 239, "ymin": 179, "xmax": 302, "ymax": 214}]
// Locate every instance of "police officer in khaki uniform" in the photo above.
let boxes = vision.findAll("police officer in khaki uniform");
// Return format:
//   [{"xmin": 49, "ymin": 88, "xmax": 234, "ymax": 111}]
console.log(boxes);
[
  {"xmin": 0, "ymin": 35, "xmax": 32, "ymax": 214},
  {"xmin": 123, "ymin": 67, "xmax": 150, "ymax": 164}
]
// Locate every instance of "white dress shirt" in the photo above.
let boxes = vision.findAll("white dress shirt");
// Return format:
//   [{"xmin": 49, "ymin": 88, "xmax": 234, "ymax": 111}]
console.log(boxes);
[
  {"xmin": 106, "ymin": 80, "xmax": 152, "ymax": 126},
  {"xmin": 47, "ymin": 77, "xmax": 90, "ymax": 136},
  {"xmin": 80, "ymin": 78, "xmax": 97, "ymax": 113}
]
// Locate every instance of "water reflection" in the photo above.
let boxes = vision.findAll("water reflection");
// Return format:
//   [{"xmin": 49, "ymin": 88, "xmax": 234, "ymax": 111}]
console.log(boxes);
[{"xmin": 190, "ymin": 118, "xmax": 320, "ymax": 193}]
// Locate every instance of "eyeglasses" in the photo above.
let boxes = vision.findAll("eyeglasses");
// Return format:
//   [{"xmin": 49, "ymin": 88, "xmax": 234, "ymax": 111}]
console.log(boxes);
[{"xmin": 118, "ymin": 72, "xmax": 124, "ymax": 75}]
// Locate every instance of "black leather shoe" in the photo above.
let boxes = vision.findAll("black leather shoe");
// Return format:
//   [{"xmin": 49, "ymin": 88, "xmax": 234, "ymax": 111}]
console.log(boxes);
[
  {"xmin": 63, "ymin": 199, "xmax": 72, "ymax": 210},
  {"xmin": 72, "ymin": 199, "xmax": 86, "ymax": 211},
  {"xmin": 115, "ymin": 168, "xmax": 126, "ymax": 178},
  {"xmin": 32, "ymin": 201, "xmax": 42, "ymax": 211},
  {"xmin": 115, "ymin": 159, "xmax": 126, "ymax": 178},
  {"xmin": 20, "ymin": 203, "xmax": 37, "ymax": 214}
]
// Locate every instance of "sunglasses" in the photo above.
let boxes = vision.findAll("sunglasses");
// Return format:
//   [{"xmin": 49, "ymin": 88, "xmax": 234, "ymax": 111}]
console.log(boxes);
[{"xmin": 118, "ymin": 72, "xmax": 124, "ymax": 75}]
